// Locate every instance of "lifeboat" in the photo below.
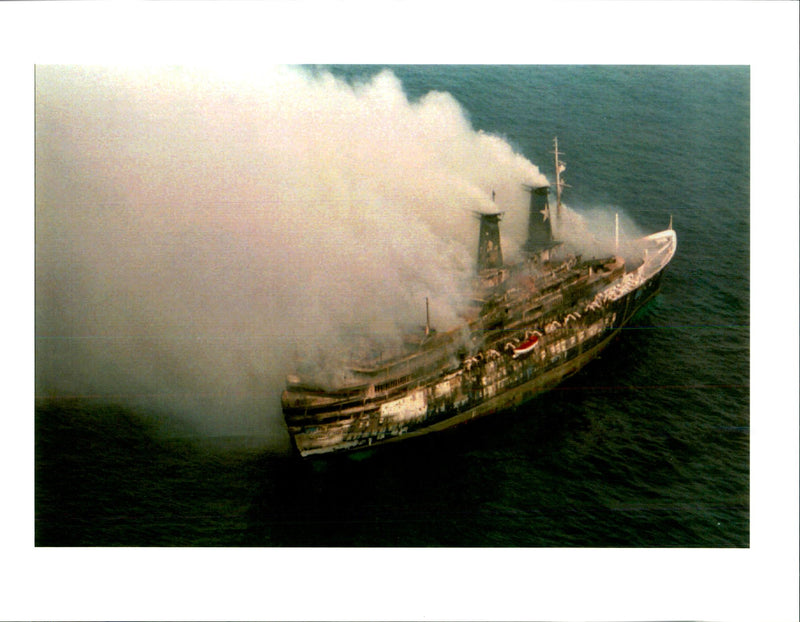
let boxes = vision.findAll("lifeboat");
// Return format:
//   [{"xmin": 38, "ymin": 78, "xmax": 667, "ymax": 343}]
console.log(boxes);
[{"xmin": 512, "ymin": 334, "xmax": 539, "ymax": 358}]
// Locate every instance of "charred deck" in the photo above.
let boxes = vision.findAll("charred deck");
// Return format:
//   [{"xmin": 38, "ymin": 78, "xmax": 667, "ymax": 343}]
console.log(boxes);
[{"xmin": 280, "ymin": 140, "xmax": 677, "ymax": 458}]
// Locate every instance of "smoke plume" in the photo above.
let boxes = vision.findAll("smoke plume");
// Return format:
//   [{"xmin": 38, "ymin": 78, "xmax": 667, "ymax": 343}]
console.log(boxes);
[{"xmin": 35, "ymin": 65, "xmax": 551, "ymax": 444}]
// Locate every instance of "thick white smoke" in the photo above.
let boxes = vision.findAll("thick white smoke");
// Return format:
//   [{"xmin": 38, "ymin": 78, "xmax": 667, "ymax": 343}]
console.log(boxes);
[
  {"xmin": 555, "ymin": 204, "xmax": 649, "ymax": 264},
  {"xmin": 35, "ymin": 65, "xmax": 549, "ymax": 443}
]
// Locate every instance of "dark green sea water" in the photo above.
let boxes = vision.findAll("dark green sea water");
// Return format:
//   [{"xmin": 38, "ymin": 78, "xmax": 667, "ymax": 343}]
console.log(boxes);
[{"xmin": 36, "ymin": 65, "xmax": 749, "ymax": 547}]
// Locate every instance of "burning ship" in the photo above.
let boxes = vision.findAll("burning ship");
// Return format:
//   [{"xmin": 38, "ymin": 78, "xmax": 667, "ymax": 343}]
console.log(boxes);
[{"xmin": 281, "ymin": 139, "xmax": 677, "ymax": 458}]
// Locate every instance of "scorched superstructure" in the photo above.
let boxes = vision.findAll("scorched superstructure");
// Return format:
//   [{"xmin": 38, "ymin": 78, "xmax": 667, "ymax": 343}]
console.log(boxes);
[{"xmin": 281, "ymin": 140, "xmax": 677, "ymax": 457}]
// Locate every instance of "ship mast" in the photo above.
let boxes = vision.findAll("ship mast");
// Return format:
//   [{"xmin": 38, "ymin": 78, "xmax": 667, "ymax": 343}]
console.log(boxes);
[
  {"xmin": 552, "ymin": 137, "xmax": 566, "ymax": 217},
  {"xmin": 425, "ymin": 297, "xmax": 430, "ymax": 337}
]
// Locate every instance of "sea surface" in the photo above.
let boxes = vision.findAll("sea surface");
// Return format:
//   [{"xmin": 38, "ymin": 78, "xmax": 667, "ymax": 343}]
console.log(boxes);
[{"xmin": 35, "ymin": 65, "xmax": 749, "ymax": 547}]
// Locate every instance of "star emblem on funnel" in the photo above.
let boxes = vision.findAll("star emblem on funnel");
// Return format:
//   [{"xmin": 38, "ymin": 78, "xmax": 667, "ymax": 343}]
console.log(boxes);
[{"xmin": 540, "ymin": 203, "xmax": 550, "ymax": 221}]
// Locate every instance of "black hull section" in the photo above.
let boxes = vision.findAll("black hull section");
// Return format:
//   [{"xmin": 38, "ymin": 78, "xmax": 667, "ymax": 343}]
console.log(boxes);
[
  {"xmin": 282, "ymin": 223, "xmax": 676, "ymax": 458},
  {"xmin": 285, "ymin": 257, "xmax": 671, "ymax": 457}
]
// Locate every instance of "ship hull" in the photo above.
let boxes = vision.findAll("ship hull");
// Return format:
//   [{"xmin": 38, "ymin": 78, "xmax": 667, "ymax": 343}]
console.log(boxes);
[
  {"xmin": 283, "ymin": 230, "xmax": 674, "ymax": 458},
  {"xmin": 298, "ymin": 319, "xmax": 625, "ymax": 457},
  {"xmin": 370, "ymin": 275, "xmax": 664, "ymax": 452}
]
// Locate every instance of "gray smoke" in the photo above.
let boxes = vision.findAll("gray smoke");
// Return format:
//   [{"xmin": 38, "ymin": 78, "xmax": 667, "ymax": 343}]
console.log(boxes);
[
  {"xmin": 35, "ymin": 65, "xmax": 549, "ymax": 444},
  {"xmin": 555, "ymin": 204, "xmax": 649, "ymax": 263}
]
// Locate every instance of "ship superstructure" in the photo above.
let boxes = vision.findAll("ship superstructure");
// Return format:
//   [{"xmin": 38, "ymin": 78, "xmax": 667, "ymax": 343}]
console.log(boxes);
[{"xmin": 281, "ymin": 140, "xmax": 677, "ymax": 457}]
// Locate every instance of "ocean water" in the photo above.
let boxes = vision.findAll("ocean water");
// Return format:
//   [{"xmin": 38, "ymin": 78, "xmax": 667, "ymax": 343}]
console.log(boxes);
[{"xmin": 35, "ymin": 65, "xmax": 749, "ymax": 547}]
